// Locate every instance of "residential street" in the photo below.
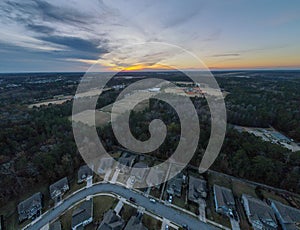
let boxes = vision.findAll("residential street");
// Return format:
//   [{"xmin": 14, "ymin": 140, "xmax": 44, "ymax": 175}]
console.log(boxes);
[{"xmin": 24, "ymin": 183, "xmax": 218, "ymax": 230}]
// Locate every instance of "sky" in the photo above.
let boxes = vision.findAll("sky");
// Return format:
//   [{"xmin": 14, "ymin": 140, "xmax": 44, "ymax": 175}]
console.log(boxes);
[{"xmin": 0, "ymin": 0, "xmax": 300, "ymax": 72}]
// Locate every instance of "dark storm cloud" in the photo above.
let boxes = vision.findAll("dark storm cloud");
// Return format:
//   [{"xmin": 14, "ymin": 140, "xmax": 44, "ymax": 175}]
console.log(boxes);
[
  {"xmin": 38, "ymin": 36, "xmax": 108, "ymax": 54},
  {"xmin": 3, "ymin": 0, "xmax": 92, "ymax": 25},
  {"xmin": 0, "ymin": 0, "xmax": 110, "ymax": 63},
  {"xmin": 26, "ymin": 24, "xmax": 55, "ymax": 34}
]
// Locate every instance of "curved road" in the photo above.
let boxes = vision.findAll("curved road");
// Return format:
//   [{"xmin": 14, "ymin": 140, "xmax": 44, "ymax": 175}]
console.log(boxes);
[{"xmin": 26, "ymin": 183, "xmax": 218, "ymax": 230}]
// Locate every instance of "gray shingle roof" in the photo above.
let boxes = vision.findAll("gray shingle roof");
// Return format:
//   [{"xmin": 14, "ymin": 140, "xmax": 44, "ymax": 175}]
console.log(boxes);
[
  {"xmin": 146, "ymin": 167, "xmax": 165, "ymax": 187},
  {"xmin": 188, "ymin": 176, "xmax": 207, "ymax": 202},
  {"xmin": 124, "ymin": 214, "xmax": 148, "ymax": 230},
  {"xmin": 97, "ymin": 209, "xmax": 125, "ymax": 230},
  {"xmin": 271, "ymin": 199, "xmax": 300, "ymax": 230},
  {"xmin": 71, "ymin": 199, "xmax": 93, "ymax": 228},
  {"xmin": 131, "ymin": 162, "xmax": 149, "ymax": 181},
  {"xmin": 214, "ymin": 185, "xmax": 235, "ymax": 208},
  {"xmin": 117, "ymin": 153, "xmax": 136, "ymax": 172},
  {"xmin": 49, "ymin": 177, "xmax": 69, "ymax": 199},
  {"xmin": 98, "ymin": 157, "xmax": 114, "ymax": 174},
  {"xmin": 242, "ymin": 194, "xmax": 277, "ymax": 229},
  {"xmin": 17, "ymin": 192, "xmax": 42, "ymax": 221},
  {"xmin": 78, "ymin": 165, "xmax": 93, "ymax": 182}
]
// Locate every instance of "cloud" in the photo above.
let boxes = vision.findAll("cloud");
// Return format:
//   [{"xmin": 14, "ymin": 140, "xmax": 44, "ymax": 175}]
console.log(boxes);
[{"xmin": 211, "ymin": 53, "xmax": 240, "ymax": 57}]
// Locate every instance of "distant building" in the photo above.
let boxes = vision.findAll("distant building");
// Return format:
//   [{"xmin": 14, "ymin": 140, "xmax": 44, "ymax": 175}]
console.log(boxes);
[
  {"xmin": 49, "ymin": 177, "xmax": 69, "ymax": 201},
  {"xmin": 78, "ymin": 165, "xmax": 93, "ymax": 183},
  {"xmin": 124, "ymin": 213, "xmax": 148, "ymax": 230},
  {"xmin": 242, "ymin": 194, "xmax": 277, "ymax": 230},
  {"xmin": 166, "ymin": 172, "xmax": 184, "ymax": 197},
  {"xmin": 188, "ymin": 176, "xmax": 207, "ymax": 204},
  {"xmin": 98, "ymin": 157, "xmax": 115, "ymax": 175},
  {"xmin": 213, "ymin": 185, "xmax": 235, "ymax": 217},
  {"xmin": 117, "ymin": 152, "xmax": 136, "ymax": 173},
  {"xmin": 71, "ymin": 199, "xmax": 93, "ymax": 230},
  {"xmin": 49, "ymin": 220, "xmax": 62, "ymax": 230},
  {"xmin": 131, "ymin": 162, "xmax": 149, "ymax": 182},
  {"xmin": 271, "ymin": 199, "xmax": 300, "ymax": 230},
  {"xmin": 97, "ymin": 209, "xmax": 125, "ymax": 230},
  {"xmin": 17, "ymin": 192, "xmax": 42, "ymax": 222}
]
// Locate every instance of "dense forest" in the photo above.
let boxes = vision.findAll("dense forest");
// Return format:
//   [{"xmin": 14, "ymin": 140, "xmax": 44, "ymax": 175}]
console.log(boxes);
[{"xmin": 0, "ymin": 71, "xmax": 299, "ymax": 208}]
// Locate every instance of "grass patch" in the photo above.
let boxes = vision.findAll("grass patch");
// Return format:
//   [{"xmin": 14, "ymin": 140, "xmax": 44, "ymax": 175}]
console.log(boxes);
[
  {"xmin": 231, "ymin": 180, "xmax": 257, "ymax": 198},
  {"xmin": 142, "ymin": 214, "xmax": 162, "ymax": 230},
  {"xmin": 261, "ymin": 190, "xmax": 289, "ymax": 204},
  {"xmin": 93, "ymin": 195, "xmax": 117, "ymax": 222},
  {"xmin": 120, "ymin": 204, "xmax": 137, "ymax": 221}
]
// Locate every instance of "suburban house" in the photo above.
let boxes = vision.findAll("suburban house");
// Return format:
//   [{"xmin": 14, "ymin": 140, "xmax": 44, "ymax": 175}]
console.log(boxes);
[
  {"xmin": 117, "ymin": 152, "xmax": 136, "ymax": 173},
  {"xmin": 188, "ymin": 175, "xmax": 207, "ymax": 203},
  {"xmin": 213, "ymin": 185, "xmax": 235, "ymax": 217},
  {"xmin": 166, "ymin": 172, "xmax": 184, "ymax": 197},
  {"xmin": 78, "ymin": 165, "xmax": 93, "ymax": 183},
  {"xmin": 242, "ymin": 194, "xmax": 278, "ymax": 230},
  {"xmin": 49, "ymin": 220, "xmax": 62, "ymax": 230},
  {"xmin": 146, "ymin": 167, "xmax": 165, "ymax": 188},
  {"xmin": 71, "ymin": 198, "xmax": 93, "ymax": 229},
  {"xmin": 98, "ymin": 157, "xmax": 115, "ymax": 175},
  {"xmin": 124, "ymin": 213, "xmax": 148, "ymax": 230},
  {"xmin": 271, "ymin": 199, "xmax": 300, "ymax": 230},
  {"xmin": 131, "ymin": 162, "xmax": 149, "ymax": 182},
  {"xmin": 97, "ymin": 209, "xmax": 125, "ymax": 230},
  {"xmin": 49, "ymin": 177, "xmax": 69, "ymax": 202},
  {"xmin": 17, "ymin": 192, "xmax": 42, "ymax": 222}
]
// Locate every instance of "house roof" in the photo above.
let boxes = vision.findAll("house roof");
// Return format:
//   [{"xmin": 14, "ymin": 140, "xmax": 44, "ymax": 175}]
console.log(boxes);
[
  {"xmin": 49, "ymin": 177, "xmax": 68, "ymax": 197},
  {"xmin": 188, "ymin": 176, "xmax": 207, "ymax": 202},
  {"xmin": 71, "ymin": 199, "xmax": 93, "ymax": 228},
  {"xmin": 97, "ymin": 209, "xmax": 125, "ymax": 230},
  {"xmin": 242, "ymin": 194, "xmax": 277, "ymax": 229},
  {"xmin": 49, "ymin": 220, "xmax": 62, "ymax": 230},
  {"xmin": 78, "ymin": 165, "xmax": 93, "ymax": 181},
  {"xmin": 124, "ymin": 214, "xmax": 148, "ymax": 230},
  {"xmin": 131, "ymin": 162, "xmax": 149, "ymax": 180},
  {"xmin": 17, "ymin": 192, "xmax": 42, "ymax": 214},
  {"xmin": 98, "ymin": 157, "xmax": 114, "ymax": 173},
  {"xmin": 214, "ymin": 185, "xmax": 235, "ymax": 208},
  {"xmin": 146, "ymin": 167, "xmax": 165, "ymax": 186},
  {"xmin": 271, "ymin": 199, "xmax": 300, "ymax": 229},
  {"xmin": 117, "ymin": 153, "xmax": 136, "ymax": 170},
  {"xmin": 167, "ymin": 172, "xmax": 183, "ymax": 195}
]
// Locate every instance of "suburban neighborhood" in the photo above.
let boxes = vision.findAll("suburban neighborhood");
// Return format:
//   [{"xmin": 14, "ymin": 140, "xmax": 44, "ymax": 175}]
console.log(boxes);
[{"xmin": 15, "ymin": 150, "xmax": 300, "ymax": 230}]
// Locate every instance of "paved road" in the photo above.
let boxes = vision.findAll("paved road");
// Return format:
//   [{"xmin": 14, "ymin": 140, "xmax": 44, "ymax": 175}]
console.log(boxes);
[{"xmin": 25, "ymin": 183, "xmax": 218, "ymax": 230}]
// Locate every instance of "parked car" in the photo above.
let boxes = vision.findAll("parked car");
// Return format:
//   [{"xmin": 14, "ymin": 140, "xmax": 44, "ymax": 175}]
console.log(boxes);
[
  {"xmin": 168, "ymin": 195, "xmax": 173, "ymax": 203},
  {"xmin": 149, "ymin": 198, "xmax": 156, "ymax": 203},
  {"xmin": 182, "ymin": 224, "xmax": 189, "ymax": 230},
  {"xmin": 129, "ymin": 197, "xmax": 136, "ymax": 203}
]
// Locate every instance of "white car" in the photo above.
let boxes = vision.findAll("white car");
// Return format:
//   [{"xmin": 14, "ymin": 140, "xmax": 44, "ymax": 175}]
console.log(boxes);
[
  {"xmin": 168, "ymin": 195, "xmax": 173, "ymax": 203},
  {"xmin": 149, "ymin": 198, "xmax": 156, "ymax": 203}
]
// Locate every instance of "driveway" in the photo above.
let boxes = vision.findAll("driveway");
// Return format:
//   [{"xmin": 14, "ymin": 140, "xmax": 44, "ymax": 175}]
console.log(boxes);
[{"xmin": 25, "ymin": 183, "xmax": 218, "ymax": 230}]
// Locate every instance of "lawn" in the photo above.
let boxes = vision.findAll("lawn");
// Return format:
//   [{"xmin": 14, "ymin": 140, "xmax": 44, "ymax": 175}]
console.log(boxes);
[
  {"xmin": 93, "ymin": 195, "xmax": 117, "ymax": 222},
  {"xmin": 120, "ymin": 204, "xmax": 137, "ymax": 221},
  {"xmin": 142, "ymin": 214, "xmax": 162, "ymax": 230},
  {"xmin": 60, "ymin": 195, "xmax": 117, "ymax": 229}
]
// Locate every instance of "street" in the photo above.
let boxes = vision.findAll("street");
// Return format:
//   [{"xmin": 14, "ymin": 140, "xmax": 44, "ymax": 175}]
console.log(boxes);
[{"xmin": 24, "ymin": 183, "xmax": 218, "ymax": 230}]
